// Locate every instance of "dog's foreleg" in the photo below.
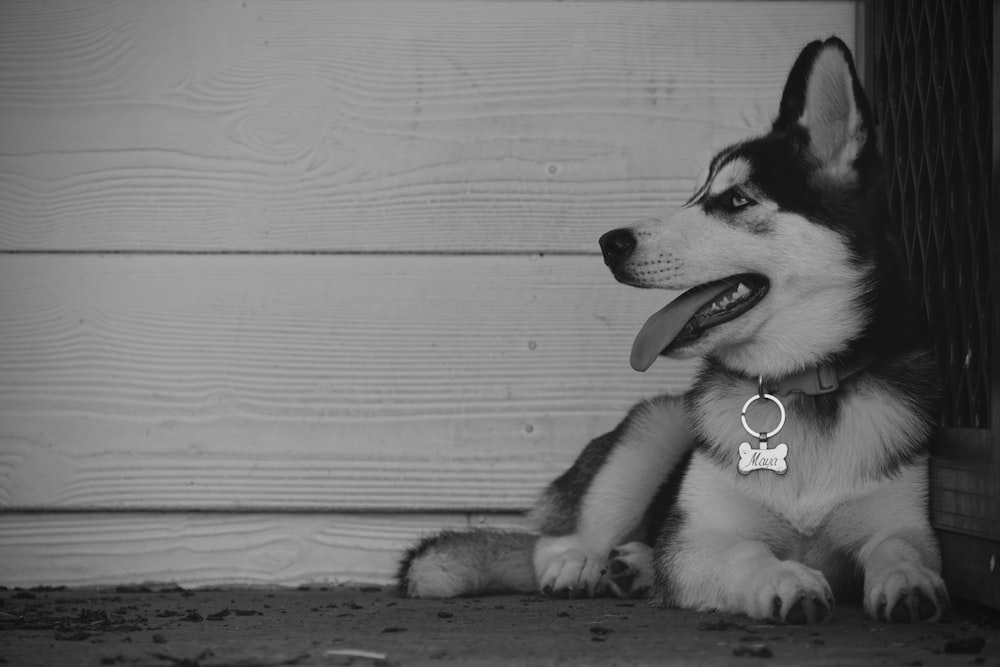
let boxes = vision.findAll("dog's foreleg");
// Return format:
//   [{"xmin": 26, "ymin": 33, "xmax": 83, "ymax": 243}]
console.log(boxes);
[
  {"xmin": 577, "ymin": 396, "xmax": 692, "ymax": 554},
  {"xmin": 657, "ymin": 463, "xmax": 834, "ymax": 624},
  {"xmin": 535, "ymin": 396, "xmax": 693, "ymax": 598},
  {"xmin": 860, "ymin": 528, "xmax": 948, "ymax": 623},
  {"xmin": 661, "ymin": 529, "xmax": 835, "ymax": 623},
  {"xmin": 830, "ymin": 463, "xmax": 948, "ymax": 623}
]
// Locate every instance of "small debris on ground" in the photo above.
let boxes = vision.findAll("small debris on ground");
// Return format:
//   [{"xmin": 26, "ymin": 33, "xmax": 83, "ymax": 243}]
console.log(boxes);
[
  {"xmin": 1, "ymin": 586, "xmax": 998, "ymax": 666},
  {"xmin": 325, "ymin": 648, "xmax": 388, "ymax": 665}
]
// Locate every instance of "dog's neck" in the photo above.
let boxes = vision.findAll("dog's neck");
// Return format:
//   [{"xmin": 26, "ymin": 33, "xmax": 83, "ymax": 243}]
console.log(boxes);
[{"xmin": 710, "ymin": 354, "xmax": 877, "ymax": 397}]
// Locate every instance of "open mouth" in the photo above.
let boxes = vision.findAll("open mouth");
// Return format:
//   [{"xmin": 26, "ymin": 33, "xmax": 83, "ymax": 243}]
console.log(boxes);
[{"xmin": 630, "ymin": 273, "xmax": 769, "ymax": 371}]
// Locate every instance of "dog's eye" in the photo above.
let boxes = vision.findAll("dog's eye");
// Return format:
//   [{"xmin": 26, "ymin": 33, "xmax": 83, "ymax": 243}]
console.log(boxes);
[{"xmin": 730, "ymin": 191, "xmax": 753, "ymax": 209}]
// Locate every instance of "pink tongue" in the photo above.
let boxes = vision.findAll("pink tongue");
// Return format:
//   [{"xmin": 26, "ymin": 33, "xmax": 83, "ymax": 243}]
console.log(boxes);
[{"xmin": 630, "ymin": 282, "xmax": 733, "ymax": 372}]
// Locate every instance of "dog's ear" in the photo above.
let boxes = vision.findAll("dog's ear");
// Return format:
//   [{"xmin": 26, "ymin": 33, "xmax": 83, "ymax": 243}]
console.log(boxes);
[{"xmin": 774, "ymin": 37, "xmax": 875, "ymax": 178}]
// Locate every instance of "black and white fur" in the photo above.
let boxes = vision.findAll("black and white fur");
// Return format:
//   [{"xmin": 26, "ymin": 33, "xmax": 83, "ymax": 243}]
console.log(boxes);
[{"xmin": 397, "ymin": 38, "xmax": 948, "ymax": 624}]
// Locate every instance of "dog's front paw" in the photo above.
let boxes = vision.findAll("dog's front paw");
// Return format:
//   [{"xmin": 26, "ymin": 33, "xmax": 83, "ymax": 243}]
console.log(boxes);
[
  {"xmin": 743, "ymin": 561, "xmax": 834, "ymax": 624},
  {"xmin": 865, "ymin": 562, "xmax": 948, "ymax": 623},
  {"xmin": 537, "ymin": 549, "xmax": 606, "ymax": 598},
  {"xmin": 606, "ymin": 542, "xmax": 653, "ymax": 598}
]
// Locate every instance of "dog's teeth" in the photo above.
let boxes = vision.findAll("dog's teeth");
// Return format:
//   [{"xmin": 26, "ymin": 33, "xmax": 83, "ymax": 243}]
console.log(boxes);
[{"xmin": 735, "ymin": 283, "xmax": 750, "ymax": 297}]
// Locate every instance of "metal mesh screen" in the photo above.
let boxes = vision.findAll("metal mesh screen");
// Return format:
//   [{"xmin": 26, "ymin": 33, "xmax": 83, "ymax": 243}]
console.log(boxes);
[{"xmin": 870, "ymin": 0, "xmax": 994, "ymax": 429}]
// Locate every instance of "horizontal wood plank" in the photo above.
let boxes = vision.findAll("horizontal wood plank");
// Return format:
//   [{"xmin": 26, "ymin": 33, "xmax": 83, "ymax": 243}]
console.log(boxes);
[
  {"xmin": 931, "ymin": 460, "xmax": 995, "ymax": 498},
  {"xmin": 0, "ymin": 511, "xmax": 525, "ymax": 588},
  {"xmin": 0, "ymin": 254, "xmax": 698, "ymax": 511},
  {"xmin": 0, "ymin": 0, "xmax": 855, "ymax": 252}
]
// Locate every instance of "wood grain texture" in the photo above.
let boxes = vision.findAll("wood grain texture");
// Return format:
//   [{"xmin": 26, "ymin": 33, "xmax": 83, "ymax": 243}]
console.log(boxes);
[
  {"xmin": 0, "ymin": 512, "xmax": 525, "ymax": 588},
  {"xmin": 0, "ymin": 0, "xmax": 856, "ymax": 252},
  {"xmin": 931, "ymin": 459, "xmax": 997, "ymax": 536},
  {"xmin": 0, "ymin": 254, "xmax": 698, "ymax": 510}
]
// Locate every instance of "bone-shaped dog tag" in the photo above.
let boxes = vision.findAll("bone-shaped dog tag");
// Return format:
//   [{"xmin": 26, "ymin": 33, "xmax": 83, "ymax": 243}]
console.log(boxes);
[
  {"xmin": 737, "ymin": 380, "xmax": 789, "ymax": 475},
  {"xmin": 738, "ymin": 441, "xmax": 788, "ymax": 475}
]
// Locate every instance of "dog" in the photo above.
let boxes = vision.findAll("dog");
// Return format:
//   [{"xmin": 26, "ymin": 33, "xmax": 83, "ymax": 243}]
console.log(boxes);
[{"xmin": 396, "ymin": 37, "xmax": 949, "ymax": 624}]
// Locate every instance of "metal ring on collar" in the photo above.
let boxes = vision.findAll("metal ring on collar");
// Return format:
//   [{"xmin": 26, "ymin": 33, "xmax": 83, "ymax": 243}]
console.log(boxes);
[{"xmin": 740, "ymin": 393, "xmax": 786, "ymax": 439}]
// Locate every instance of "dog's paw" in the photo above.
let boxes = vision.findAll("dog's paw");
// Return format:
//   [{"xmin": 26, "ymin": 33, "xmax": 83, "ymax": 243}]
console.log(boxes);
[
  {"xmin": 865, "ymin": 562, "xmax": 948, "ymax": 623},
  {"xmin": 606, "ymin": 542, "xmax": 653, "ymax": 598},
  {"xmin": 743, "ymin": 561, "xmax": 834, "ymax": 624},
  {"xmin": 537, "ymin": 549, "xmax": 606, "ymax": 598}
]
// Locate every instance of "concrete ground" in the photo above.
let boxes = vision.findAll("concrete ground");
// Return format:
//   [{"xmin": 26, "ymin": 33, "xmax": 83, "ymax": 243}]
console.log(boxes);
[{"xmin": 0, "ymin": 585, "xmax": 997, "ymax": 666}]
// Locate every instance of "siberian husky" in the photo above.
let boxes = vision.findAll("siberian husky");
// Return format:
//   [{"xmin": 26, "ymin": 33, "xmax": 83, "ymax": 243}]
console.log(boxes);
[{"xmin": 397, "ymin": 37, "xmax": 948, "ymax": 624}]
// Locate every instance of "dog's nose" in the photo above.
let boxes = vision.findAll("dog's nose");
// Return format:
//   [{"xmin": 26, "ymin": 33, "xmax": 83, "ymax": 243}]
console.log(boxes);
[{"xmin": 599, "ymin": 228, "xmax": 636, "ymax": 265}]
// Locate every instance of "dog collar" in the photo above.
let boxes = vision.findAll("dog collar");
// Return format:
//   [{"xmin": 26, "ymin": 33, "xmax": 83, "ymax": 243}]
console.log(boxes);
[
  {"xmin": 766, "ymin": 356, "xmax": 876, "ymax": 397},
  {"xmin": 736, "ymin": 355, "xmax": 875, "ymax": 475}
]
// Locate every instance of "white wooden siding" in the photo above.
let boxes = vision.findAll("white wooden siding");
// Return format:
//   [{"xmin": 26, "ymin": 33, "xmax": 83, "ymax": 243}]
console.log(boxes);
[
  {"xmin": 0, "ymin": 0, "xmax": 855, "ymax": 586},
  {"xmin": 0, "ymin": 0, "xmax": 856, "ymax": 253},
  {"xmin": 0, "ymin": 254, "xmax": 687, "ymax": 510},
  {"xmin": 0, "ymin": 513, "xmax": 527, "ymax": 589}
]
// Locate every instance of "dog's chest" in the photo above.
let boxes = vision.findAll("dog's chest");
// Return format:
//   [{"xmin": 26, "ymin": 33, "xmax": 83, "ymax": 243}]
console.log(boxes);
[{"xmin": 688, "ymin": 382, "xmax": 911, "ymax": 533}]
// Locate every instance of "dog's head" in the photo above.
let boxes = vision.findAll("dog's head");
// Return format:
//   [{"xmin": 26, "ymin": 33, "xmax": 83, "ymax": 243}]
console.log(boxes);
[{"xmin": 602, "ymin": 38, "xmax": 904, "ymax": 378}]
